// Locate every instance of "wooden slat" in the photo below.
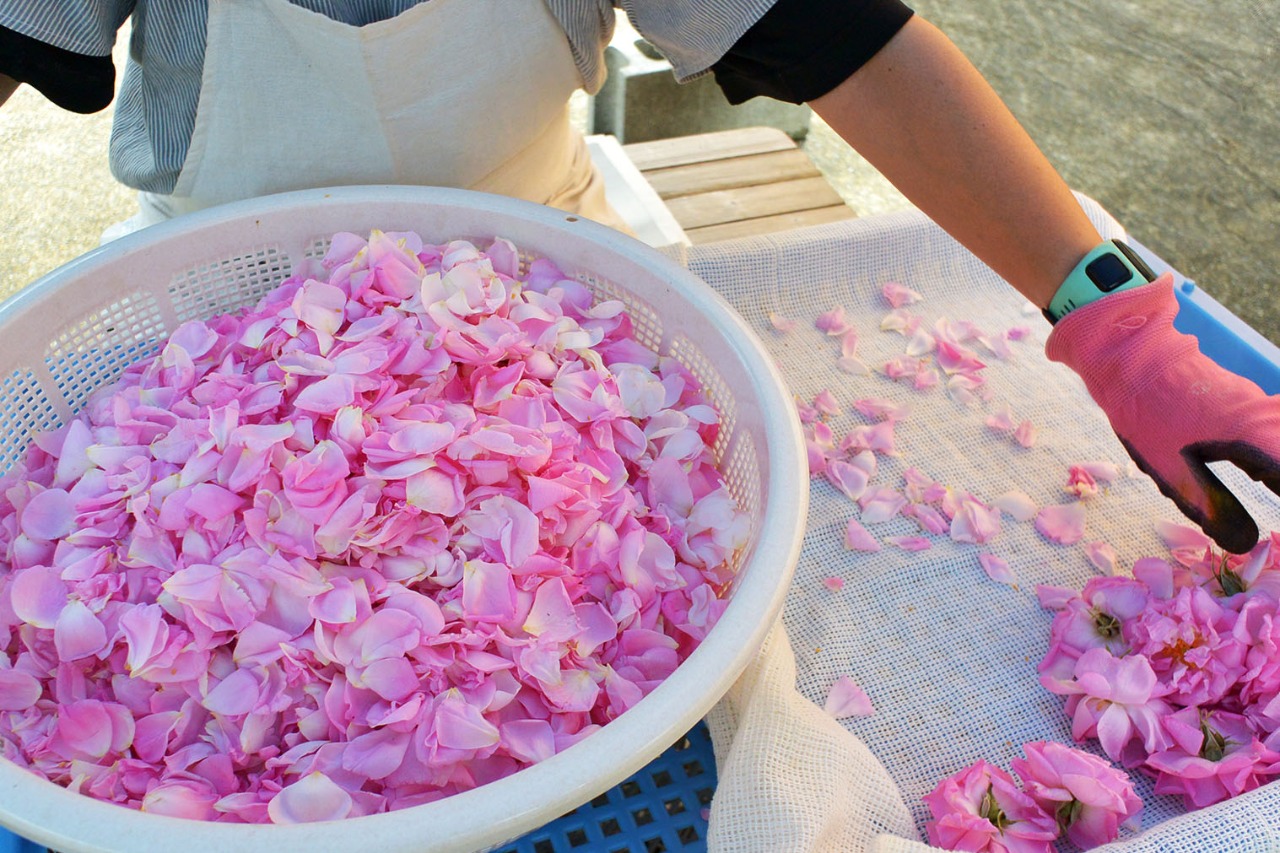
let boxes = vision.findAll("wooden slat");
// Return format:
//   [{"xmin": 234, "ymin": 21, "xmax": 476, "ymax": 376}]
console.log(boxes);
[
  {"xmin": 663, "ymin": 176, "xmax": 845, "ymax": 230},
  {"xmin": 685, "ymin": 205, "xmax": 858, "ymax": 244},
  {"xmin": 622, "ymin": 126, "xmax": 795, "ymax": 171},
  {"xmin": 642, "ymin": 149, "xmax": 820, "ymax": 200}
]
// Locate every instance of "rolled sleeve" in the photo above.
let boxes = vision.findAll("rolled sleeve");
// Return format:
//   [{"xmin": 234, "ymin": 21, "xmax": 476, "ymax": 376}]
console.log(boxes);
[
  {"xmin": 0, "ymin": 1, "xmax": 132, "ymax": 55},
  {"xmin": 620, "ymin": 0, "xmax": 777, "ymax": 83},
  {"xmin": 0, "ymin": 2, "xmax": 131, "ymax": 113},
  {"xmin": 711, "ymin": 0, "xmax": 915, "ymax": 105}
]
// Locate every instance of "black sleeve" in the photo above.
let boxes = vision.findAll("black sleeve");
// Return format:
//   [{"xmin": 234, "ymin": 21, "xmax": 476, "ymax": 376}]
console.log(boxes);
[
  {"xmin": 0, "ymin": 24, "xmax": 115, "ymax": 114},
  {"xmin": 711, "ymin": 0, "xmax": 914, "ymax": 105}
]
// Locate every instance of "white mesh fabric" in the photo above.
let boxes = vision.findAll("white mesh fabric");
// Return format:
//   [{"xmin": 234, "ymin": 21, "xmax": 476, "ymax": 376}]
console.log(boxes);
[{"xmin": 690, "ymin": 195, "xmax": 1280, "ymax": 852}]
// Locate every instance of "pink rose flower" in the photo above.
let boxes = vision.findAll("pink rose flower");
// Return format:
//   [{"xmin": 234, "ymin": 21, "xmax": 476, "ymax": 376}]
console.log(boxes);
[
  {"xmin": 1123, "ymin": 586, "xmax": 1246, "ymax": 707},
  {"xmin": 923, "ymin": 760, "xmax": 1058, "ymax": 853},
  {"xmin": 1012, "ymin": 741, "xmax": 1142, "ymax": 849},
  {"xmin": 1064, "ymin": 465, "xmax": 1099, "ymax": 500},
  {"xmin": 1145, "ymin": 708, "xmax": 1279, "ymax": 809},
  {"xmin": 1038, "ymin": 577, "xmax": 1149, "ymax": 683},
  {"xmin": 1042, "ymin": 647, "xmax": 1173, "ymax": 767}
]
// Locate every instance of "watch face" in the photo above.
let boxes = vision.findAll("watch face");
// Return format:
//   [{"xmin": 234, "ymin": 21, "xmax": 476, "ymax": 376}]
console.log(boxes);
[{"xmin": 1085, "ymin": 253, "xmax": 1135, "ymax": 292}]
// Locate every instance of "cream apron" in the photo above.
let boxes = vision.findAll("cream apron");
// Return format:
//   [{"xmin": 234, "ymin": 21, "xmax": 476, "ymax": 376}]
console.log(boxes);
[{"xmin": 104, "ymin": 0, "xmax": 622, "ymax": 239}]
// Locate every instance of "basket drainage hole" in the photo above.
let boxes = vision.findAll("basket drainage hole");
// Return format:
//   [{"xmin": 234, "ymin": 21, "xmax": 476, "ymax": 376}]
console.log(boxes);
[
  {"xmin": 632, "ymin": 807, "xmax": 654, "ymax": 826},
  {"xmin": 567, "ymin": 828, "xmax": 589, "ymax": 847},
  {"xmin": 591, "ymin": 793, "xmax": 611, "ymax": 807},
  {"xmin": 533, "ymin": 840, "xmax": 556, "ymax": 853},
  {"xmin": 601, "ymin": 817, "xmax": 622, "ymax": 837},
  {"xmin": 621, "ymin": 780, "xmax": 642, "ymax": 798},
  {"xmin": 644, "ymin": 838, "xmax": 668, "ymax": 853},
  {"xmin": 663, "ymin": 797, "xmax": 686, "ymax": 816},
  {"xmin": 682, "ymin": 760, "xmax": 704, "ymax": 778},
  {"xmin": 696, "ymin": 787, "xmax": 714, "ymax": 806},
  {"xmin": 677, "ymin": 826, "xmax": 701, "ymax": 845},
  {"xmin": 651, "ymin": 770, "xmax": 673, "ymax": 788}
]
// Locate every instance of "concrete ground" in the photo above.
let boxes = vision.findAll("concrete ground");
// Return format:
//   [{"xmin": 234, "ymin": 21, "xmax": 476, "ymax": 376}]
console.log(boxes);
[
  {"xmin": 809, "ymin": 1, "xmax": 1280, "ymax": 344},
  {"xmin": 2, "ymin": 3, "xmax": 1277, "ymax": 343}
]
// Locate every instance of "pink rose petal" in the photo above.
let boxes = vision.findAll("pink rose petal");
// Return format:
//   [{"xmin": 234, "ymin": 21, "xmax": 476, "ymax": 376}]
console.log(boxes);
[
  {"xmin": 824, "ymin": 676, "xmax": 874, "ymax": 718},
  {"xmin": 436, "ymin": 691, "xmax": 501, "ymax": 750},
  {"xmin": 769, "ymin": 313, "xmax": 798, "ymax": 333},
  {"xmin": 843, "ymin": 518, "xmax": 881, "ymax": 552},
  {"xmin": 1035, "ymin": 584, "xmax": 1076, "ymax": 610},
  {"xmin": 853, "ymin": 398, "xmax": 910, "ymax": 422},
  {"xmin": 1084, "ymin": 540, "xmax": 1120, "ymax": 574},
  {"xmin": 836, "ymin": 357, "xmax": 870, "ymax": 375},
  {"xmin": 0, "ymin": 670, "xmax": 42, "ymax": 711},
  {"xmin": 886, "ymin": 535, "xmax": 932, "ymax": 552},
  {"xmin": 9, "ymin": 566, "xmax": 67, "ymax": 629},
  {"xmin": 859, "ymin": 487, "xmax": 907, "ymax": 524},
  {"xmin": 985, "ymin": 405, "xmax": 1016, "ymax": 433},
  {"xmin": 881, "ymin": 282, "xmax": 922, "ymax": 309},
  {"xmin": 1035, "ymin": 503, "xmax": 1086, "ymax": 545},
  {"xmin": 815, "ymin": 306, "xmax": 851, "ymax": 335},
  {"xmin": 1013, "ymin": 419, "xmax": 1038, "ymax": 448},
  {"xmin": 268, "ymin": 772, "xmax": 354, "ymax": 824},
  {"xmin": 992, "ymin": 491, "xmax": 1037, "ymax": 522},
  {"xmin": 979, "ymin": 553, "xmax": 1017, "ymax": 586},
  {"xmin": 54, "ymin": 600, "xmax": 109, "ymax": 661},
  {"xmin": 813, "ymin": 389, "xmax": 842, "ymax": 417},
  {"xmin": 1154, "ymin": 519, "xmax": 1211, "ymax": 552},
  {"xmin": 19, "ymin": 487, "xmax": 77, "ymax": 540}
]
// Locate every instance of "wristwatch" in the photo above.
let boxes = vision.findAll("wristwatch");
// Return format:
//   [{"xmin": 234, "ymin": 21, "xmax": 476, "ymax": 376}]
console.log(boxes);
[{"xmin": 1045, "ymin": 239, "xmax": 1158, "ymax": 323}]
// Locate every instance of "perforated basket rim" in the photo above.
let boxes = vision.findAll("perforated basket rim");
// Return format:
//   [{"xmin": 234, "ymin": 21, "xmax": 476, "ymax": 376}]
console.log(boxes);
[{"xmin": 0, "ymin": 186, "xmax": 806, "ymax": 853}]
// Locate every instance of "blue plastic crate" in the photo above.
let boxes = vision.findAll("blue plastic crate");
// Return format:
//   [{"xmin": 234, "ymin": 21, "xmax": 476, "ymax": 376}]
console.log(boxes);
[
  {"xmin": 0, "ymin": 830, "xmax": 41, "ymax": 853},
  {"xmin": 497, "ymin": 721, "xmax": 716, "ymax": 853},
  {"xmin": 1130, "ymin": 238, "xmax": 1280, "ymax": 394},
  {"xmin": 1173, "ymin": 279, "xmax": 1280, "ymax": 395},
  {"xmin": 0, "ymin": 721, "xmax": 717, "ymax": 853}
]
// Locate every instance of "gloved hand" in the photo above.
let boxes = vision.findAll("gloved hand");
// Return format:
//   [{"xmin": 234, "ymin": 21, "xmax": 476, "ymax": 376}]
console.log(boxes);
[{"xmin": 1046, "ymin": 274, "xmax": 1280, "ymax": 554}]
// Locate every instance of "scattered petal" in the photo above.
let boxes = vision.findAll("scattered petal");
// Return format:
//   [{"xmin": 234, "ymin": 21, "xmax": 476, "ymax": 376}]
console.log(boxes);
[
  {"xmin": 993, "ymin": 491, "xmax": 1037, "ymax": 522},
  {"xmin": 843, "ymin": 518, "xmax": 881, "ymax": 552},
  {"xmin": 836, "ymin": 357, "xmax": 870, "ymax": 375},
  {"xmin": 815, "ymin": 306, "xmax": 851, "ymax": 335},
  {"xmin": 985, "ymin": 405, "xmax": 1016, "ymax": 433},
  {"xmin": 1035, "ymin": 503, "xmax": 1086, "ymax": 545},
  {"xmin": 881, "ymin": 282, "xmax": 923, "ymax": 309},
  {"xmin": 887, "ymin": 535, "xmax": 932, "ymax": 552},
  {"xmin": 1013, "ymin": 420, "xmax": 1038, "ymax": 448},
  {"xmin": 1035, "ymin": 584, "xmax": 1076, "ymax": 610},
  {"xmin": 769, "ymin": 313, "xmax": 798, "ymax": 334},
  {"xmin": 824, "ymin": 676, "xmax": 874, "ymax": 718},
  {"xmin": 1084, "ymin": 541, "xmax": 1120, "ymax": 574},
  {"xmin": 979, "ymin": 553, "xmax": 1017, "ymax": 586}
]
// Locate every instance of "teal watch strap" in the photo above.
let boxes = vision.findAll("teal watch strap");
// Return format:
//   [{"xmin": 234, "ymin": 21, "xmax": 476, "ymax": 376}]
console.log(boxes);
[{"xmin": 1046, "ymin": 239, "xmax": 1158, "ymax": 323}]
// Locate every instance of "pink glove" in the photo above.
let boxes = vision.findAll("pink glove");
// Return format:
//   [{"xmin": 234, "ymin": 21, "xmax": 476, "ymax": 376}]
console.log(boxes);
[{"xmin": 1046, "ymin": 274, "xmax": 1280, "ymax": 554}]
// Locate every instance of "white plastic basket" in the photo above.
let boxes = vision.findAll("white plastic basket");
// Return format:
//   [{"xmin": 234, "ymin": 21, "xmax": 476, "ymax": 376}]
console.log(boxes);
[{"xmin": 0, "ymin": 186, "xmax": 807, "ymax": 853}]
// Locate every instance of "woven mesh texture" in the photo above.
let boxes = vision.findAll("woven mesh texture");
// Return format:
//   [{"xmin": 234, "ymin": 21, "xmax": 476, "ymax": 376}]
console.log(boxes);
[{"xmin": 688, "ymin": 196, "xmax": 1280, "ymax": 852}]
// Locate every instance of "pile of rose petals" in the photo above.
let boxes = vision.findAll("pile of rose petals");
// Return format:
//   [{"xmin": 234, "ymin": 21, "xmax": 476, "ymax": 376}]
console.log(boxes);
[
  {"xmin": 0, "ymin": 230, "xmax": 746, "ymax": 823},
  {"xmin": 1038, "ymin": 526, "xmax": 1280, "ymax": 812}
]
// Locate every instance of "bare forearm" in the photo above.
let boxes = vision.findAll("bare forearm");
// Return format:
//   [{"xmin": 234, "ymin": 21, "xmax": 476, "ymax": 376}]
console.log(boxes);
[
  {"xmin": 810, "ymin": 16, "xmax": 1101, "ymax": 307},
  {"xmin": 1, "ymin": 74, "xmax": 17, "ymax": 107}
]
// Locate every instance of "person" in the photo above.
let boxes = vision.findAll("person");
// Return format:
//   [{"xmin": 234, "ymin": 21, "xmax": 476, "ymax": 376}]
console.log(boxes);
[{"xmin": 2, "ymin": 0, "xmax": 1277, "ymax": 553}]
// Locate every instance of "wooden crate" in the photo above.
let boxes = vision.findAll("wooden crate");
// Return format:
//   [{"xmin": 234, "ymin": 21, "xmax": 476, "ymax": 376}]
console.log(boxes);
[{"xmin": 622, "ymin": 127, "xmax": 856, "ymax": 244}]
